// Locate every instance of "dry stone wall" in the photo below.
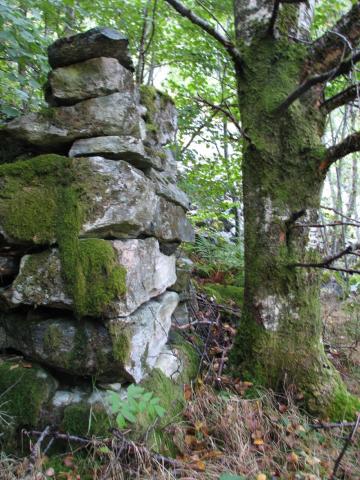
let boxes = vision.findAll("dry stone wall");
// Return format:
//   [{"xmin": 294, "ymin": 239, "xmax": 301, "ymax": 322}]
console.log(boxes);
[{"xmin": 0, "ymin": 27, "xmax": 194, "ymax": 438}]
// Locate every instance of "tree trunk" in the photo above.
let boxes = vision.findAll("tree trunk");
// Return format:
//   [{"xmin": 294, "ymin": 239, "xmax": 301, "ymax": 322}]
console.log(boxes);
[{"xmin": 230, "ymin": 2, "xmax": 358, "ymax": 418}]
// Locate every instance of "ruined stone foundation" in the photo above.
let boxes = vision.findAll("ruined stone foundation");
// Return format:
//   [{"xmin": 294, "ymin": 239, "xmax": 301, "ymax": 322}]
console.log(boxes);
[{"xmin": 0, "ymin": 27, "xmax": 194, "ymax": 443}]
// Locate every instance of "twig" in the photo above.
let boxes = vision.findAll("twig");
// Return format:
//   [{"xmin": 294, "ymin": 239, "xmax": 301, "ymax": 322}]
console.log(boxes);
[
  {"xmin": 292, "ymin": 242, "xmax": 360, "ymax": 272},
  {"xmin": 320, "ymin": 205, "xmax": 360, "ymax": 225},
  {"xmin": 310, "ymin": 421, "xmax": 357, "ymax": 429},
  {"xmin": 330, "ymin": 413, "xmax": 360, "ymax": 479},
  {"xmin": 293, "ymin": 222, "xmax": 360, "ymax": 228}
]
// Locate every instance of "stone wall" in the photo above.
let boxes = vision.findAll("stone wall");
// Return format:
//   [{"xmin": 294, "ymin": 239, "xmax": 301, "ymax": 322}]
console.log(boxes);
[{"xmin": 0, "ymin": 28, "xmax": 194, "ymax": 440}]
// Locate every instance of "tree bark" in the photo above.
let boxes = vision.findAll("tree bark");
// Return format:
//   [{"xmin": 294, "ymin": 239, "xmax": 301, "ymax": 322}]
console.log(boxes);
[{"xmin": 230, "ymin": 0, "xmax": 359, "ymax": 418}]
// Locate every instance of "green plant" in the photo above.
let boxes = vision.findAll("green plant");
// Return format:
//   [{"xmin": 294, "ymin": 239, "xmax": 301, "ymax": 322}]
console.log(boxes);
[{"xmin": 107, "ymin": 385, "xmax": 166, "ymax": 429}]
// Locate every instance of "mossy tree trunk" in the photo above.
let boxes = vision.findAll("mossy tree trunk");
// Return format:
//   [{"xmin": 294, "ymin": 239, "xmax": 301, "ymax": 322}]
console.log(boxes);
[
  {"xmin": 165, "ymin": 0, "xmax": 360, "ymax": 417},
  {"xmin": 230, "ymin": 1, "xmax": 360, "ymax": 417}
]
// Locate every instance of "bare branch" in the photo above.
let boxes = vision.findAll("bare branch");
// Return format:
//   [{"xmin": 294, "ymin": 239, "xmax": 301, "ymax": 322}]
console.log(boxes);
[
  {"xmin": 321, "ymin": 83, "xmax": 360, "ymax": 112},
  {"xmin": 164, "ymin": 0, "xmax": 243, "ymax": 67},
  {"xmin": 320, "ymin": 205, "xmax": 360, "ymax": 224},
  {"xmin": 307, "ymin": 2, "xmax": 360, "ymax": 75},
  {"xmin": 195, "ymin": 95, "xmax": 250, "ymax": 141},
  {"xmin": 276, "ymin": 50, "xmax": 360, "ymax": 113},
  {"xmin": 180, "ymin": 110, "xmax": 218, "ymax": 153},
  {"xmin": 292, "ymin": 242, "xmax": 360, "ymax": 274},
  {"xmin": 322, "ymin": 131, "xmax": 360, "ymax": 169},
  {"xmin": 294, "ymin": 222, "xmax": 360, "ymax": 228}
]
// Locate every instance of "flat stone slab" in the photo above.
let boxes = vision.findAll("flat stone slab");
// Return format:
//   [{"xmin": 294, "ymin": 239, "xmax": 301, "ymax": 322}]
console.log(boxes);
[
  {"xmin": 5, "ymin": 238, "xmax": 176, "ymax": 317},
  {"xmin": 46, "ymin": 57, "xmax": 134, "ymax": 106},
  {"xmin": 48, "ymin": 27, "xmax": 133, "ymax": 71},
  {"xmin": 69, "ymin": 136, "xmax": 163, "ymax": 170},
  {"xmin": 3, "ymin": 93, "xmax": 141, "ymax": 150}
]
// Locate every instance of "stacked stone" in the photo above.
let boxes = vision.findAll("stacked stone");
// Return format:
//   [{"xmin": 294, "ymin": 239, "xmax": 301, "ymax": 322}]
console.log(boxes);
[{"xmin": 0, "ymin": 28, "xmax": 194, "ymax": 428}]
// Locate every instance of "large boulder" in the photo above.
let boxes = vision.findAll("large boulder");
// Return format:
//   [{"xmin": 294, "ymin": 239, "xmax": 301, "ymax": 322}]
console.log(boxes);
[
  {"xmin": 0, "ymin": 291, "xmax": 179, "ymax": 383},
  {"xmin": 4, "ymin": 239, "xmax": 176, "ymax": 317},
  {"xmin": 46, "ymin": 57, "xmax": 134, "ymax": 106},
  {"xmin": 47, "ymin": 27, "xmax": 133, "ymax": 71},
  {"xmin": 3, "ymin": 93, "xmax": 141, "ymax": 150}
]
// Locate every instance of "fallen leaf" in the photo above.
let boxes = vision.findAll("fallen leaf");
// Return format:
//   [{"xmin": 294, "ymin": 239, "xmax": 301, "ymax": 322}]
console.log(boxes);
[
  {"xmin": 10, "ymin": 364, "xmax": 19, "ymax": 370},
  {"xmin": 45, "ymin": 468, "xmax": 55, "ymax": 477},
  {"xmin": 287, "ymin": 452, "xmax": 299, "ymax": 464},
  {"xmin": 191, "ymin": 460, "xmax": 206, "ymax": 472},
  {"xmin": 253, "ymin": 439, "xmax": 264, "ymax": 446},
  {"xmin": 278, "ymin": 403, "xmax": 288, "ymax": 413},
  {"xmin": 22, "ymin": 362, "xmax": 33, "ymax": 368},
  {"xmin": 184, "ymin": 384, "xmax": 192, "ymax": 401},
  {"xmin": 257, "ymin": 474, "xmax": 267, "ymax": 480}
]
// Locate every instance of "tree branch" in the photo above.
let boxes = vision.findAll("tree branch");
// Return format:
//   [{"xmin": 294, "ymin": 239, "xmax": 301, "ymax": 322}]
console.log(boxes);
[
  {"xmin": 195, "ymin": 95, "xmax": 250, "ymax": 140},
  {"xmin": 276, "ymin": 50, "xmax": 360, "ymax": 113},
  {"xmin": 307, "ymin": 2, "xmax": 360, "ymax": 75},
  {"xmin": 164, "ymin": 0, "xmax": 243, "ymax": 67},
  {"xmin": 322, "ymin": 131, "xmax": 360, "ymax": 169},
  {"xmin": 321, "ymin": 83, "xmax": 360, "ymax": 112},
  {"xmin": 292, "ymin": 242, "xmax": 360, "ymax": 274}
]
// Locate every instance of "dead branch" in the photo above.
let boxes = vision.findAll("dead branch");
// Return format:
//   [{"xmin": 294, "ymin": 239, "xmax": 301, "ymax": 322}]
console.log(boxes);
[
  {"xmin": 195, "ymin": 95, "xmax": 249, "ymax": 140},
  {"xmin": 321, "ymin": 83, "xmax": 360, "ymax": 113},
  {"xmin": 276, "ymin": 50, "xmax": 360, "ymax": 113},
  {"xmin": 293, "ymin": 222, "xmax": 360, "ymax": 228},
  {"xmin": 27, "ymin": 426, "xmax": 50, "ymax": 472},
  {"xmin": 292, "ymin": 242, "xmax": 360, "ymax": 273},
  {"xmin": 307, "ymin": 2, "xmax": 360, "ymax": 75},
  {"xmin": 164, "ymin": 0, "xmax": 243, "ymax": 67},
  {"xmin": 330, "ymin": 413, "xmax": 360, "ymax": 479},
  {"xmin": 320, "ymin": 205, "xmax": 360, "ymax": 224},
  {"xmin": 324, "ymin": 130, "xmax": 360, "ymax": 167},
  {"xmin": 310, "ymin": 421, "xmax": 357, "ymax": 430}
]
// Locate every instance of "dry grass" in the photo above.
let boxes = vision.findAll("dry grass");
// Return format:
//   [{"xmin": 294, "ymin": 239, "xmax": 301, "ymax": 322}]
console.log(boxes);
[{"xmin": 1, "ymin": 387, "xmax": 359, "ymax": 480}]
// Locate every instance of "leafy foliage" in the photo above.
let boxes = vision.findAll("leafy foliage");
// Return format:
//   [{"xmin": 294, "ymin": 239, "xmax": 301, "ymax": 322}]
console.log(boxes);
[{"xmin": 108, "ymin": 384, "xmax": 166, "ymax": 429}]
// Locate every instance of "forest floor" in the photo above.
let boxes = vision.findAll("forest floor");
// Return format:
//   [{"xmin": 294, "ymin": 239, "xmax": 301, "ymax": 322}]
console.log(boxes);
[{"xmin": 1, "ymin": 289, "xmax": 359, "ymax": 480}]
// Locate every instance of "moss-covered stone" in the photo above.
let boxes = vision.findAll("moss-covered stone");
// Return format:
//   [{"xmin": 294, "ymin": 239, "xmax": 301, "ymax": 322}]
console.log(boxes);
[
  {"xmin": 61, "ymin": 403, "xmax": 111, "ymax": 437},
  {"xmin": 108, "ymin": 322, "xmax": 132, "ymax": 365},
  {"xmin": 0, "ymin": 154, "xmax": 126, "ymax": 318},
  {"xmin": 0, "ymin": 359, "xmax": 57, "ymax": 429},
  {"xmin": 201, "ymin": 283, "xmax": 244, "ymax": 308}
]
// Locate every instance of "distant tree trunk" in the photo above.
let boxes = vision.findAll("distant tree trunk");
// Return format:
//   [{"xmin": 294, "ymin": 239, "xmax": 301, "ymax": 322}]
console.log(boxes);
[
  {"xmin": 136, "ymin": 0, "xmax": 158, "ymax": 85},
  {"xmin": 64, "ymin": 2, "xmax": 77, "ymax": 36}
]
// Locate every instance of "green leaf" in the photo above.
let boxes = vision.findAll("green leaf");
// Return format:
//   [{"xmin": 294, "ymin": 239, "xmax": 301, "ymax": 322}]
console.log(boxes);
[
  {"xmin": 121, "ymin": 407, "xmax": 137, "ymax": 423},
  {"xmin": 116, "ymin": 413, "xmax": 126, "ymax": 429},
  {"xmin": 154, "ymin": 405, "xmax": 166, "ymax": 418},
  {"xmin": 219, "ymin": 474, "xmax": 246, "ymax": 480}
]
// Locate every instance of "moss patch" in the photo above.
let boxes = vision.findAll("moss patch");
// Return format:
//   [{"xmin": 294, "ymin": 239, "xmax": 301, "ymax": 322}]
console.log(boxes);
[
  {"xmin": 61, "ymin": 403, "xmax": 111, "ymax": 437},
  {"xmin": 201, "ymin": 283, "xmax": 244, "ymax": 308},
  {"xmin": 0, "ymin": 359, "xmax": 56, "ymax": 427},
  {"xmin": 108, "ymin": 322, "xmax": 132, "ymax": 365},
  {"xmin": 0, "ymin": 154, "xmax": 126, "ymax": 318}
]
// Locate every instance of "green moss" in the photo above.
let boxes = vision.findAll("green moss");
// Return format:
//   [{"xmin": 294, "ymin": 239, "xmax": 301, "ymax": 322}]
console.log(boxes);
[
  {"xmin": 108, "ymin": 323, "xmax": 131, "ymax": 364},
  {"xmin": 61, "ymin": 403, "xmax": 111, "ymax": 437},
  {"xmin": 0, "ymin": 154, "xmax": 126, "ymax": 318},
  {"xmin": 326, "ymin": 384, "xmax": 360, "ymax": 422},
  {"xmin": 201, "ymin": 283, "xmax": 244, "ymax": 308},
  {"xmin": 44, "ymin": 324, "xmax": 63, "ymax": 352},
  {"xmin": 0, "ymin": 360, "xmax": 56, "ymax": 427}
]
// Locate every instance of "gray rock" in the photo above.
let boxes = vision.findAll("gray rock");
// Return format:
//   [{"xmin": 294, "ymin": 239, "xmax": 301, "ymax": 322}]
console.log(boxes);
[
  {"xmin": 5, "ymin": 239, "xmax": 176, "ymax": 317},
  {"xmin": 140, "ymin": 86, "xmax": 177, "ymax": 146},
  {"xmin": 0, "ymin": 292, "xmax": 179, "ymax": 383},
  {"xmin": 47, "ymin": 57, "xmax": 134, "ymax": 106},
  {"xmin": 47, "ymin": 27, "xmax": 133, "ymax": 71},
  {"xmin": 154, "ymin": 346, "xmax": 182, "ymax": 379},
  {"xmin": 0, "ymin": 313, "xmax": 125, "ymax": 381},
  {"xmin": 172, "ymin": 301, "xmax": 190, "ymax": 326},
  {"xmin": 171, "ymin": 256, "xmax": 194, "ymax": 293},
  {"xmin": 153, "ymin": 197, "xmax": 195, "ymax": 243},
  {"xmin": 81, "ymin": 157, "xmax": 157, "ymax": 239},
  {"xmin": 69, "ymin": 136, "xmax": 163, "ymax": 170},
  {"xmin": 110, "ymin": 291, "xmax": 179, "ymax": 382},
  {"xmin": 0, "ymin": 256, "xmax": 18, "ymax": 278},
  {"xmin": 4, "ymin": 93, "xmax": 141, "ymax": 150},
  {"xmin": 146, "ymin": 168, "xmax": 190, "ymax": 210}
]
